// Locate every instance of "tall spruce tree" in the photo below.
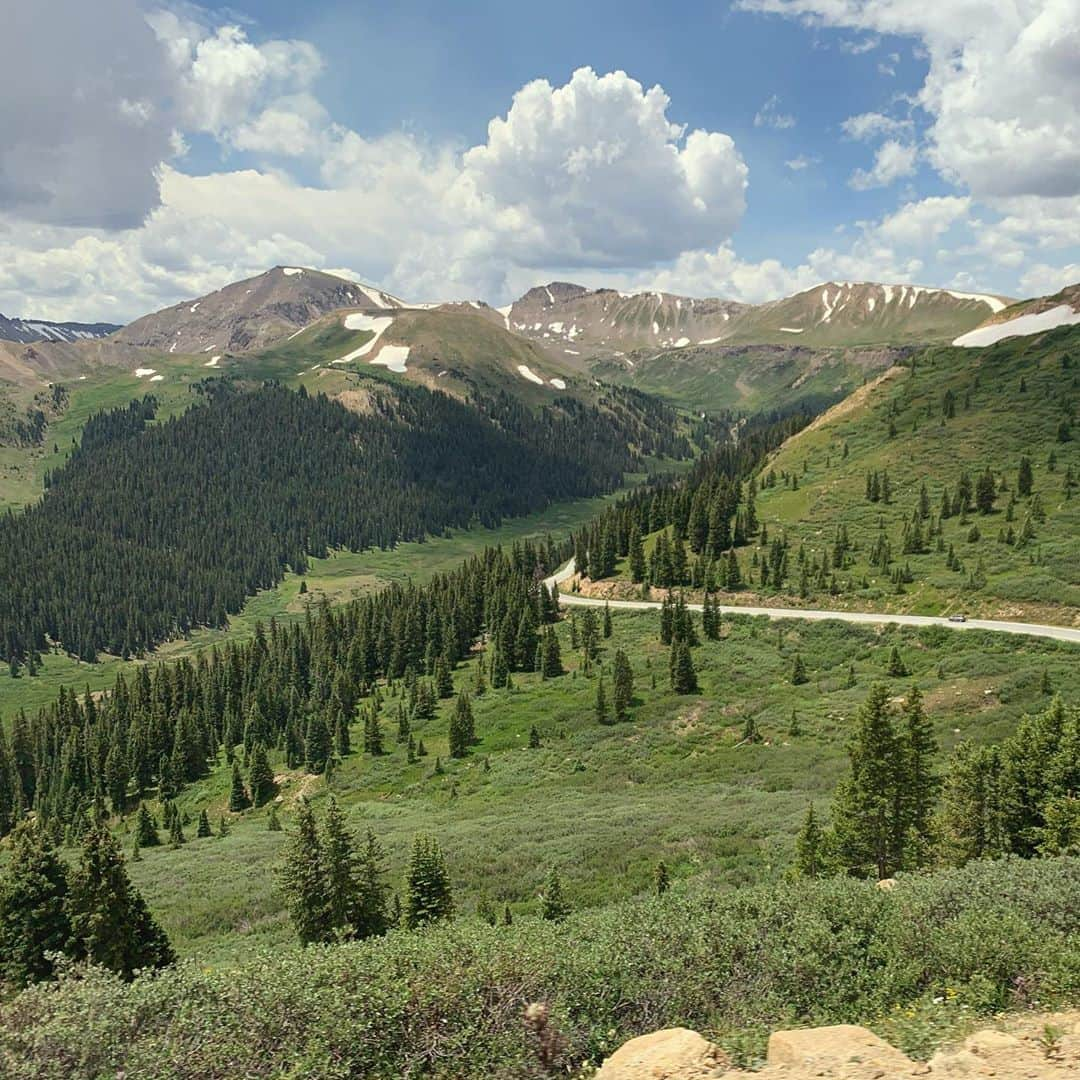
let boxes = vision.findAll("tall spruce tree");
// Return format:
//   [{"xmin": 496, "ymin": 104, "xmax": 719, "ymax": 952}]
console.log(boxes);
[
  {"xmin": 228, "ymin": 761, "xmax": 251, "ymax": 812},
  {"xmin": 278, "ymin": 798, "xmax": 330, "ymax": 945},
  {"xmin": 540, "ymin": 866, "xmax": 571, "ymax": 922},
  {"xmin": 405, "ymin": 835, "xmax": 454, "ymax": 928},
  {"xmin": 612, "ymin": 649, "xmax": 633, "ymax": 722},
  {"xmin": 669, "ymin": 639, "xmax": 698, "ymax": 694},
  {"xmin": 66, "ymin": 822, "xmax": 174, "ymax": 978},
  {"xmin": 448, "ymin": 691, "xmax": 476, "ymax": 758},
  {"xmin": 830, "ymin": 683, "xmax": 903, "ymax": 879},
  {"xmin": 0, "ymin": 821, "xmax": 71, "ymax": 986},
  {"xmin": 248, "ymin": 742, "xmax": 278, "ymax": 808}
]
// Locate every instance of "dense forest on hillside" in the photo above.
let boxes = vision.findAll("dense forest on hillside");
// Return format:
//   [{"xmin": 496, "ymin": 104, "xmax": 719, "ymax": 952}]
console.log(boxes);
[
  {"xmin": 0, "ymin": 539, "xmax": 565, "ymax": 838},
  {"xmin": 0, "ymin": 380, "xmax": 680, "ymax": 667}
]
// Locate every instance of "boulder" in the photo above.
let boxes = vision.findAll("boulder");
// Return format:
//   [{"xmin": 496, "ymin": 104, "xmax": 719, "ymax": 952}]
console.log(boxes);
[
  {"xmin": 767, "ymin": 1024, "xmax": 915, "ymax": 1072},
  {"xmin": 595, "ymin": 1027, "xmax": 729, "ymax": 1079}
]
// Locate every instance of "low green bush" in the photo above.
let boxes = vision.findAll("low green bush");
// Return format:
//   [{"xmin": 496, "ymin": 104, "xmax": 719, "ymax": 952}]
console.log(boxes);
[{"xmin": 2, "ymin": 856, "xmax": 1078, "ymax": 1078}]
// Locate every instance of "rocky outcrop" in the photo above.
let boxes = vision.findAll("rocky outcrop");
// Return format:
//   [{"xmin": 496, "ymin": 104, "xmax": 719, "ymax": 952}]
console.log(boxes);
[
  {"xmin": 594, "ymin": 1012, "xmax": 1080, "ymax": 1079},
  {"xmin": 595, "ymin": 1028, "xmax": 730, "ymax": 1079}
]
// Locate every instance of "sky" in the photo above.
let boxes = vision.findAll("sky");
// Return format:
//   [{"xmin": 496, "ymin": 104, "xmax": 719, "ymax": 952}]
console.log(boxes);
[{"xmin": 0, "ymin": 0, "xmax": 1078, "ymax": 321}]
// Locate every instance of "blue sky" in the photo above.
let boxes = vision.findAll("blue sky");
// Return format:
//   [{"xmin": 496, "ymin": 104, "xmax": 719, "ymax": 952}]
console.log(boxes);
[
  {"xmin": 189, "ymin": 0, "xmax": 929, "ymax": 268},
  {"xmin": 0, "ymin": 0, "xmax": 1077, "ymax": 320}
]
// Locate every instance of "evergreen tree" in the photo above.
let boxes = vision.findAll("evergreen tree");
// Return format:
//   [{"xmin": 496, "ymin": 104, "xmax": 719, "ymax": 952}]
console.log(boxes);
[
  {"xmin": 278, "ymin": 798, "xmax": 330, "ymax": 945},
  {"xmin": 304, "ymin": 712, "xmax": 333, "ymax": 774},
  {"xmin": 790, "ymin": 653, "xmax": 809, "ymax": 686},
  {"xmin": 886, "ymin": 645, "xmax": 908, "ymax": 677},
  {"xmin": 540, "ymin": 867, "xmax": 570, "ymax": 922},
  {"xmin": 602, "ymin": 603, "xmax": 613, "ymax": 639},
  {"xmin": 529, "ymin": 725, "xmax": 541, "ymax": 749},
  {"xmin": 196, "ymin": 809, "xmax": 212, "ymax": 838},
  {"xmin": 899, "ymin": 686, "xmax": 938, "ymax": 863},
  {"xmin": 354, "ymin": 828, "xmax": 390, "ymax": 939},
  {"xmin": 1018, "ymin": 456, "xmax": 1034, "ymax": 497},
  {"xmin": 830, "ymin": 684, "xmax": 902, "ymax": 879},
  {"xmin": 267, "ymin": 805, "xmax": 282, "ymax": 831},
  {"xmin": 793, "ymin": 804, "xmax": 825, "ymax": 879},
  {"xmin": 66, "ymin": 822, "xmax": 174, "ymax": 978},
  {"xmin": 322, "ymin": 796, "xmax": 359, "ymax": 939},
  {"xmin": 405, "ymin": 835, "xmax": 454, "ymax": 928},
  {"xmin": 448, "ymin": 691, "xmax": 476, "ymax": 758},
  {"xmin": 228, "ymin": 761, "xmax": 251, "ymax": 812},
  {"xmin": 654, "ymin": 860, "xmax": 670, "ymax": 896},
  {"xmin": 168, "ymin": 813, "xmax": 185, "ymax": 847},
  {"xmin": 612, "ymin": 649, "xmax": 633, "ymax": 722},
  {"xmin": 248, "ymin": 742, "xmax": 278, "ymax": 807},
  {"xmin": 134, "ymin": 803, "xmax": 160, "ymax": 848},
  {"xmin": 594, "ymin": 672, "xmax": 611, "ymax": 725},
  {"xmin": 0, "ymin": 821, "xmax": 71, "ymax": 986},
  {"xmin": 669, "ymin": 639, "xmax": 698, "ymax": 694}
]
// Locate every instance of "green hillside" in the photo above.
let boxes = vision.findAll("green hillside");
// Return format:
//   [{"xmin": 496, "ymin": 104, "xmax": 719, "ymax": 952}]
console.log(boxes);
[
  {"xmin": 750, "ymin": 324, "xmax": 1080, "ymax": 622},
  {"xmin": 590, "ymin": 341, "xmax": 902, "ymax": 415}
]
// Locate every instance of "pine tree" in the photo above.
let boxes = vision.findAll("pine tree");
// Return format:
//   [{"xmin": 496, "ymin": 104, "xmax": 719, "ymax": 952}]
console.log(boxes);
[
  {"xmin": 0, "ymin": 821, "xmax": 71, "ymax": 986},
  {"xmin": 612, "ymin": 649, "xmax": 633, "ymax": 722},
  {"xmin": 540, "ymin": 866, "xmax": 571, "ymax": 922},
  {"xmin": 594, "ymin": 672, "xmax": 611, "ymax": 725},
  {"xmin": 248, "ymin": 742, "xmax": 278, "ymax": 807},
  {"xmin": 304, "ymin": 712, "xmax": 333, "ymax": 774},
  {"xmin": 790, "ymin": 653, "xmax": 808, "ymax": 686},
  {"xmin": 1018, "ymin": 456, "xmax": 1034, "ymax": 497},
  {"xmin": 448, "ymin": 691, "xmax": 475, "ymax": 758},
  {"xmin": 322, "ymin": 796, "xmax": 359, "ymax": 939},
  {"xmin": 66, "ymin": 822, "xmax": 174, "ymax": 978},
  {"xmin": 354, "ymin": 828, "xmax": 390, "ymax": 939},
  {"xmin": 793, "ymin": 804, "xmax": 825, "ymax": 878},
  {"xmin": 628, "ymin": 525, "xmax": 646, "ymax": 583},
  {"xmin": 134, "ymin": 803, "xmax": 160, "ymax": 848},
  {"xmin": 196, "ymin": 809, "xmax": 212, "ymax": 838},
  {"xmin": 228, "ymin": 761, "xmax": 251, "ymax": 812},
  {"xmin": 602, "ymin": 603, "xmax": 613, "ymax": 639},
  {"xmin": 278, "ymin": 798, "xmax": 330, "ymax": 945},
  {"xmin": 669, "ymin": 640, "xmax": 698, "ymax": 694},
  {"xmin": 899, "ymin": 685, "xmax": 938, "ymax": 864},
  {"xmin": 267, "ymin": 805, "xmax": 282, "ymax": 831},
  {"xmin": 654, "ymin": 860, "xmax": 670, "ymax": 896},
  {"xmin": 529, "ymin": 725, "xmax": 541, "ymax": 749},
  {"xmin": 830, "ymin": 684, "xmax": 902, "ymax": 879},
  {"xmin": 168, "ymin": 813, "xmax": 186, "ymax": 847},
  {"xmin": 886, "ymin": 645, "xmax": 908, "ymax": 677},
  {"xmin": 405, "ymin": 835, "xmax": 454, "ymax": 928}
]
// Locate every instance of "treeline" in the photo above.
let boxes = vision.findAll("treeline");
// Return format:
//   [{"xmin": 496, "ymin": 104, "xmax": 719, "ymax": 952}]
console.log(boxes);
[
  {"xmin": 572, "ymin": 408, "xmax": 812, "ymax": 585},
  {"xmin": 0, "ymin": 540, "xmax": 563, "ymax": 840},
  {"xmin": 0, "ymin": 383, "xmax": 67, "ymax": 449},
  {"xmin": 1, "ymin": 379, "xmax": 667, "ymax": 666},
  {"xmin": 796, "ymin": 685, "xmax": 1080, "ymax": 879}
]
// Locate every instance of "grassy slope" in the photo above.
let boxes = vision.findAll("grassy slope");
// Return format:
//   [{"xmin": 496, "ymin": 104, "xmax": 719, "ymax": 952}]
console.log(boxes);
[
  {"xmin": 116, "ymin": 603, "xmax": 1080, "ymax": 963},
  {"xmin": 750, "ymin": 325, "xmax": 1080, "ymax": 622},
  {"xmin": 590, "ymin": 343, "xmax": 897, "ymax": 414}
]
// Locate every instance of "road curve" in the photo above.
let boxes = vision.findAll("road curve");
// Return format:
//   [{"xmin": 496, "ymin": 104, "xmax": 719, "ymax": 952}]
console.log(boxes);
[{"xmin": 542, "ymin": 560, "xmax": 1080, "ymax": 646}]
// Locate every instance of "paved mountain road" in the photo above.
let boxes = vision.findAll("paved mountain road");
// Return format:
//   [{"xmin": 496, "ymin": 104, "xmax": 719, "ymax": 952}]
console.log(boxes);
[{"xmin": 542, "ymin": 560, "xmax": 1080, "ymax": 645}]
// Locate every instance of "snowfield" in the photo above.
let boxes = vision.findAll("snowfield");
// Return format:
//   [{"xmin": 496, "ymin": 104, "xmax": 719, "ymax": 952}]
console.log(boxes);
[
  {"xmin": 517, "ymin": 364, "xmax": 545, "ymax": 385},
  {"xmin": 134, "ymin": 368, "xmax": 156, "ymax": 378},
  {"xmin": 953, "ymin": 304, "xmax": 1080, "ymax": 347},
  {"xmin": 204, "ymin": 355, "xmax": 221, "ymax": 368},
  {"xmin": 370, "ymin": 345, "xmax": 410, "ymax": 373},
  {"xmin": 282, "ymin": 267, "xmax": 304, "ymax": 276},
  {"xmin": 335, "ymin": 313, "xmax": 394, "ymax": 363},
  {"xmin": 550, "ymin": 378, "xmax": 567, "ymax": 390}
]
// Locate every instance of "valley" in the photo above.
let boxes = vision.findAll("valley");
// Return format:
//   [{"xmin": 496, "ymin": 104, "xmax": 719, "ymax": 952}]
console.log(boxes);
[{"xmin": 1, "ymin": 263, "xmax": 1079, "ymax": 1079}]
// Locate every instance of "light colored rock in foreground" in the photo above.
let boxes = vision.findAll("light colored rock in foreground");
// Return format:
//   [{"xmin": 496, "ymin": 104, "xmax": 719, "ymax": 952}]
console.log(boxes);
[
  {"xmin": 595, "ymin": 1011, "xmax": 1080, "ymax": 1079},
  {"xmin": 595, "ymin": 1027, "xmax": 729, "ymax": 1079},
  {"xmin": 766, "ymin": 1023, "xmax": 915, "ymax": 1072}
]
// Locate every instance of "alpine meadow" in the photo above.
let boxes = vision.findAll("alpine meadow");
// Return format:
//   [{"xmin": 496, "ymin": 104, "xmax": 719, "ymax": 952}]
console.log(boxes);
[{"xmin": 2, "ymin": 3, "xmax": 1080, "ymax": 1078}]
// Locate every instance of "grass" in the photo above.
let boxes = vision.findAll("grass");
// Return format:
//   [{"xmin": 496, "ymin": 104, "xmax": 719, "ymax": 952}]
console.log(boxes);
[{"xmin": 108, "ymin": 603, "xmax": 1080, "ymax": 963}]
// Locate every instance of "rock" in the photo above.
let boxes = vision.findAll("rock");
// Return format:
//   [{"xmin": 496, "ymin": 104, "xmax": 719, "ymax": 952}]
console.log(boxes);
[
  {"xmin": 595, "ymin": 1027, "xmax": 730, "ymax": 1079},
  {"xmin": 876, "ymin": 878, "xmax": 898, "ymax": 891},
  {"xmin": 962, "ymin": 1029, "xmax": 1024, "ymax": 1057},
  {"xmin": 926, "ymin": 1048, "xmax": 982, "ymax": 1074},
  {"xmin": 767, "ymin": 1024, "xmax": 915, "ymax": 1072}
]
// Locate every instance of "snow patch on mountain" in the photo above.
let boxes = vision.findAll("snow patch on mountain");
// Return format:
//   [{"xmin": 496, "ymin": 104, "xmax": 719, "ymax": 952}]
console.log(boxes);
[{"xmin": 953, "ymin": 304, "xmax": 1080, "ymax": 347}]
